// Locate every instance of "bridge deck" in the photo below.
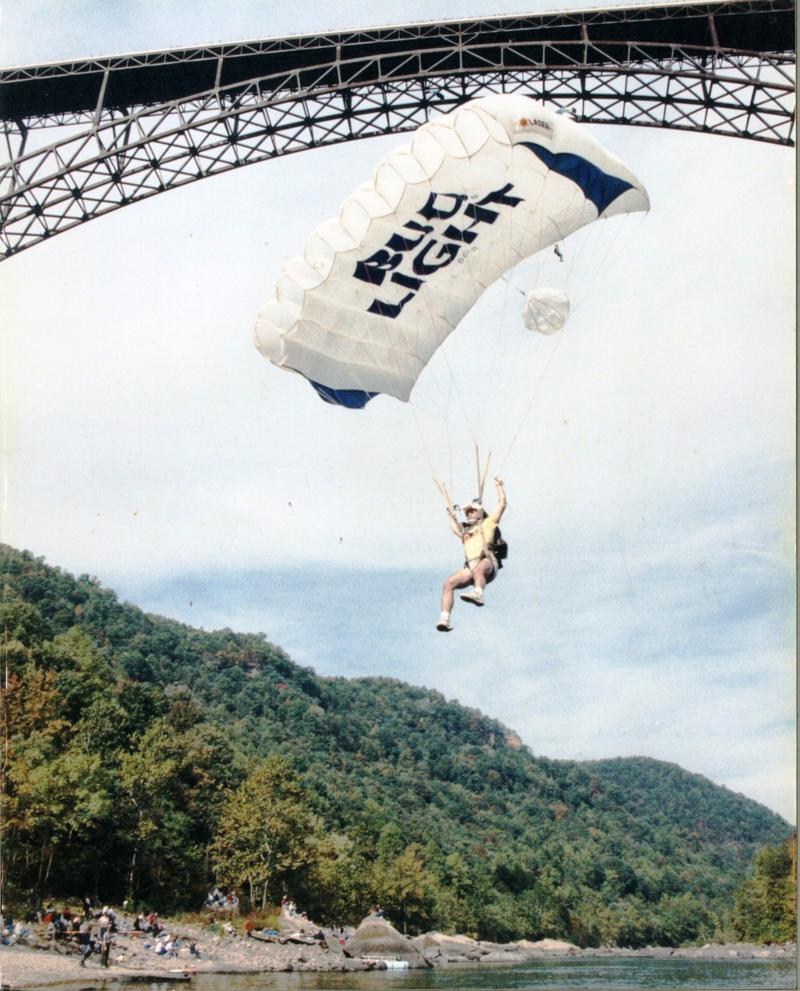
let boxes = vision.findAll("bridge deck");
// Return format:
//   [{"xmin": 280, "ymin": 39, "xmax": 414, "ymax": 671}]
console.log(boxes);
[{"xmin": 0, "ymin": 0, "xmax": 795, "ymax": 122}]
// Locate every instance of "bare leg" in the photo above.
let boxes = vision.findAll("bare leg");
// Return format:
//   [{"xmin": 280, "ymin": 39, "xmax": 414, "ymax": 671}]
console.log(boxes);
[
  {"xmin": 471, "ymin": 558, "xmax": 495, "ymax": 592},
  {"xmin": 459, "ymin": 558, "xmax": 496, "ymax": 607},
  {"xmin": 441, "ymin": 567, "xmax": 474, "ymax": 613}
]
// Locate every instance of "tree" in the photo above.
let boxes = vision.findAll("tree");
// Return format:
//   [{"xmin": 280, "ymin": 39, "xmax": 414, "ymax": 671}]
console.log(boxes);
[
  {"xmin": 210, "ymin": 755, "xmax": 317, "ymax": 910},
  {"xmin": 5, "ymin": 729, "xmax": 110, "ymax": 902},
  {"xmin": 432, "ymin": 851, "xmax": 491, "ymax": 936},
  {"xmin": 307, "ymin": 833, "xmax": 377, "ymax": 925},
  {"xmin": 118, "ymin": 739, "xmax": 180, "ymax": 903},
  {"xmin": 373, "ymin": 842, "xmax": 436, "ymax": 934},
  {"xmin": 117, "ymin": 714, "xmax": 239, "ymax": 907},
  {"xmin": 731, "ymin": 835, "xmax": 797, "ymax": 943}
]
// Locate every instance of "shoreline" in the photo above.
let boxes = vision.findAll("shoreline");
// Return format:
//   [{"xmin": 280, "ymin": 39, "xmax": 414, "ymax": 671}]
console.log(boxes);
[{"xmin": 0, "ymin": 931, "xmax": 795, "ymax": 991}]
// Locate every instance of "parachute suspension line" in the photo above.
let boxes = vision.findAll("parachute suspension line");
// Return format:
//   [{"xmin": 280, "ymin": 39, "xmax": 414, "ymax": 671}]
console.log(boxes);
[
  {"xmin": 476, "ymin": 445, "xmax": 491, "ymax": 504},
  {"xmin": 471, "ymin": 155, "xmax": 554, "ymax": 479},
  {"xmin": 496, "ymin": 325, "xmax": 568, "ymax": 476},
  {"xmin": 408, "ymin": 199, "xmax": 481, "ymax": 466},
  {"xmin": 307, "ymin": 258, "xmax": 454, "ymax": 501},
  {"xmin": 492, "ymin": 161, "xmax": 565, "ymax": 476},
  {"xmin": 484, "ymin": 160, "xmax": 528, "ymax": 445},
  {"xmin": 432, "ymin": 445, "xmax": 488, "ymax": 540},
  {"xmin": 399, "ymin": 124, "xmax": 483, "ymax": 488},
  {"xmin": 409, "ymin": 396, "xmax": 462, "ymax": 504},
  {"xmin": 496, "ymin": 154, "xmax": 630, "ymax": 475},
  {"xmin": 569, "ymin": 211, "xmax": 649, "ymax": 322},
  {"xmin": 416, "ymin": 339, "xmax": 468, "ymax": 497},
  {"xmin": 405, "ymin": 245, "xmax": 469, "ymax": 495},
  {"xmin": 497, "ymin": 213, "xmax": 647, "ymax": 477},
  {"xmin": 500, "ymin": 274, "xmax": 526, "ymax": 298},
  {"xmin": 309, "ymin": 186, "xmax": 457, "ymax": 491},
  {"xmin": 494, "ymin": 149, "xmax": 573, "ymax": 476},
  {"xmin": 433, "ymin": 476, "xmax": 464, "ymax": 535},
  {"xmin": 437, "ymin": 343, "xmax": 480, "ymax": 449}
]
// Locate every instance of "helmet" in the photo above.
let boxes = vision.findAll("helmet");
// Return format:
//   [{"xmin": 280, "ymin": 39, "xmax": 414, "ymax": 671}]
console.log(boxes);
[{"xmin": 463, "ymin": 501, "xmax": 486, "ymax": 524}]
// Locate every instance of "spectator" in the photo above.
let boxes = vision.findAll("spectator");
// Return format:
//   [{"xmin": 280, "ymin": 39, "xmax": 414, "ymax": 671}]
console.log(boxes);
[
  {"xmin": 78, "ymin": 920, "xmax": 94, "ymax": 967},
  {"xmin": 100, "ymin": 931, "xmax": 112, "ymax": 968}
]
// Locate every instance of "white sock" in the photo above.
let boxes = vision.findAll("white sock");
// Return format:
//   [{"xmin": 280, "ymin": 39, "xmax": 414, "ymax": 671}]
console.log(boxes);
[{"xmin": 439, "ymin": 611, "xmax": 450, "ymax": 623}]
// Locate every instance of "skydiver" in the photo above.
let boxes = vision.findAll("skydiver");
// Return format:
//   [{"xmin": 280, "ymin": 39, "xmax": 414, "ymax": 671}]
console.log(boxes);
[{"xmin": 437, "ymin": 477, "xmax": 506, "ymax": 632}]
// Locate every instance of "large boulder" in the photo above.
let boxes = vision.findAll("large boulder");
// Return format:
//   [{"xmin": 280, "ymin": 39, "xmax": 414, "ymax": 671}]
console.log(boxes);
[
  {"xmin": 417, "ymin": 931, "xmax": 478, "ymax": 948},
  {"xmin": 346, "ymin": 915, "xmax": 431, "ymax": 969},
  {"xmin": 516, "ymin": 938, "xmax": 579, "ymax": 953},
  {"xmin": 278, "ymin": 907, "xmax": 322, "ymax": 938},
  {"xmin": 412, "ymin": 931, "xmax": 483, "ymax": 962}
]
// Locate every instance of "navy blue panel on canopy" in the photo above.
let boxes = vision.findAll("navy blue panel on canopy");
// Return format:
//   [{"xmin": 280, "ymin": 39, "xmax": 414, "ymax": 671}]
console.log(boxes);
[
  {"xmin": 309, "ymin": 379, "xmax": 378, "ymax": 408},
  {"xmin": 521, "ymin": 143, "xmax": 634, "ymax": 214}
]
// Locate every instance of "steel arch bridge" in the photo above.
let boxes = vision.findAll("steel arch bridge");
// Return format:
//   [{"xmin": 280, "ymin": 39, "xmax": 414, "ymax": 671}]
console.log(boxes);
[{"xmin": 0, "ymin": 0, "xmax": 794, "ymax": 260}]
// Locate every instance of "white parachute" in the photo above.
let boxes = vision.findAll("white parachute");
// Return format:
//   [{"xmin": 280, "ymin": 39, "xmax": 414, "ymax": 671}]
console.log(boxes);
[{"xmin": 254, "ymin": 94, "xmax": 649, "ymax": 408}]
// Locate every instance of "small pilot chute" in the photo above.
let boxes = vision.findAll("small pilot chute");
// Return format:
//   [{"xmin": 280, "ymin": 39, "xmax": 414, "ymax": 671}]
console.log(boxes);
[{"xmin": 522, "ymin": 288, "xmax": 571, "ymax": 335}]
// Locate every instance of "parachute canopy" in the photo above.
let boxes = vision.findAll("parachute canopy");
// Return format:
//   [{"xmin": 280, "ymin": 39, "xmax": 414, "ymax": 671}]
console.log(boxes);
[
  {"xmin": 254, "ymin": 94, "xmax": 649, "ymax": 408},
  {"xmin": 522, "ymin": 288, "xmax": 571, "ymax": 335}
]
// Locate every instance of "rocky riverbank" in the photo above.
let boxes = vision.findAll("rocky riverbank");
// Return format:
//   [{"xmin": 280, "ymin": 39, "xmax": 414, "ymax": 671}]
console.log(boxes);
[{"xmin": 0, "ymin": 911, "xmax": 794, "ymax": 990}]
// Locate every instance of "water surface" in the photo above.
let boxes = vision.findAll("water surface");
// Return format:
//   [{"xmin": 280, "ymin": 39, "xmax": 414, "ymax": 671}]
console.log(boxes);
[{"xmin": 179, "ymin": 956, "xmax": 797, "ymax": 990}]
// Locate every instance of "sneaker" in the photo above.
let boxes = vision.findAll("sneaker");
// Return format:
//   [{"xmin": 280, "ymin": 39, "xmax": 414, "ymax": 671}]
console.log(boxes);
[
  {"xmin": 436, "ymin": 620, "xmax": 453, "ymax": 632},
  {"xmin": 460, "ymin": 590, "xmax": 484, "ymax": 606}
]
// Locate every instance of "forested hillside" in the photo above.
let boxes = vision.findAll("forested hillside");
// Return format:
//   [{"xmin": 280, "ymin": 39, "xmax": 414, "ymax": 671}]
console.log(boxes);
[{"xmin": 0, "ymin": 545, "xmax": 793, "ymax": 946}]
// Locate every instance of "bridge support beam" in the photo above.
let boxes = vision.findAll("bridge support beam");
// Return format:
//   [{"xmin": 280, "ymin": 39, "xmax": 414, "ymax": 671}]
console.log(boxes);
[{"xmin": 0, "ymin": 8, "xmax": 794, "ymax": 259}]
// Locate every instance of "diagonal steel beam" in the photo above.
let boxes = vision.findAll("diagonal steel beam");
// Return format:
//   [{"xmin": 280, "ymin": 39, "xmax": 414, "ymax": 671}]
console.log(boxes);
[{"xmin": 0, "ymin": 26, "xmax": 794, "ymax": 258}]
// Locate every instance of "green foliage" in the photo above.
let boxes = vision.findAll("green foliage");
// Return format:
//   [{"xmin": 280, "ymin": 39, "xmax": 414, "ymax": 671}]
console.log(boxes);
[
  {"xmin": 373, "ymin": 841, "xmax": 437, "ymax": 933},
  {"xmin": 730, "ymin": 835, "xmax": 797, "ymax": 943},
  {"xmin": 0, "ymin": 544, "xmax": 793, "ymax": 944},
  {"xmin": 210, "ymin": 755, "xmax": 317, "ymax": 910}
]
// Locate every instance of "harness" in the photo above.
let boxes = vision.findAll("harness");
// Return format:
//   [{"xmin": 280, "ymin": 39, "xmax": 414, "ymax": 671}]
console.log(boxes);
[{"xmin": 464, "ymin": 519, "xmax": 498, "ymax": 574}]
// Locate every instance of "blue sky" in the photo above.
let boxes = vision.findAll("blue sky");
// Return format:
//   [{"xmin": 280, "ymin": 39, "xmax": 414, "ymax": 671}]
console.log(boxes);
[{"xmin": 0, "ymin": 1, "xmax": 795, "ymax": 821}]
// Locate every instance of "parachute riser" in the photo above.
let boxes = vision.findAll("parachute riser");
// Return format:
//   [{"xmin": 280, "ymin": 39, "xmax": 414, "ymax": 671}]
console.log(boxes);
[
  {"xmin": 434, "ymin": 477, "xmax": 464, "ymax": 535},
  {"xmin": 475, "ymin": 445, "xmax": 491, "ymax": 507},
  {"xmin": 434, "ymin": 445, "xmax": 490, "ymax": 534}
]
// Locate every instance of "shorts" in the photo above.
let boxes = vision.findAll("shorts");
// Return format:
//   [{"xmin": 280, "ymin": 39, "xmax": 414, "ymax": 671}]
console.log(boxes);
[{"xmin": 466, "ymin": 554, "xmax": 497, "ymax": 582}]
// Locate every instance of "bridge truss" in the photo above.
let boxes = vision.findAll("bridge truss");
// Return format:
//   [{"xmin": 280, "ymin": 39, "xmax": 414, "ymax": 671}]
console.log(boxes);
[{"xmin": 0, "ymin": 0, "xmax": 794, "ymax": 259}]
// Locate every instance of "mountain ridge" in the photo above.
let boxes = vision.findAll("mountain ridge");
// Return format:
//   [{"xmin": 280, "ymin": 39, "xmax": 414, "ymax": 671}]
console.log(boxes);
[{"xmin": 1, "ymin": 543, "xmax": 792, "ymax": 945}]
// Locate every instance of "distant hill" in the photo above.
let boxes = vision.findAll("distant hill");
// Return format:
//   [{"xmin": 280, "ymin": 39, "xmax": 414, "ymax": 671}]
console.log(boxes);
[{"xmin": 0, "ymin": 544, "xmax": 792, "ymax": 946}]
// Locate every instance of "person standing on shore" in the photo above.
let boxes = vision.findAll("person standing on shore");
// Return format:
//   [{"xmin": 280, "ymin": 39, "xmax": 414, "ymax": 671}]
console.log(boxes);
[
  {"xmin": 78, "ymin": 919, "xmax": 94, "ymax": 967},
  {"xmin": 100, "ymin": 931, "xmax": 112, "ymax": 967}
]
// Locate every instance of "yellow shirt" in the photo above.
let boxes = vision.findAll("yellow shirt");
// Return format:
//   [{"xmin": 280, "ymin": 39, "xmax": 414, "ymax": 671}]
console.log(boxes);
[{"xmin": 463, "ymin": 515, "xmax": 498, "ymax": 565}]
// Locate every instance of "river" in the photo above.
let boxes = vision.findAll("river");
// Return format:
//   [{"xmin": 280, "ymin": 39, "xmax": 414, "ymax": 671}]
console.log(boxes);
[{"xmin": 91, "ymin": 957, "xmax": 796, "ymax": 991}]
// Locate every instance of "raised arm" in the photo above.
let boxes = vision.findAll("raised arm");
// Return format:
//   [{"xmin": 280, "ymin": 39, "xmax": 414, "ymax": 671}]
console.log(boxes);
[{"xmin": 490, "ymin": 477, "xmax": 506, "ymax": 523}]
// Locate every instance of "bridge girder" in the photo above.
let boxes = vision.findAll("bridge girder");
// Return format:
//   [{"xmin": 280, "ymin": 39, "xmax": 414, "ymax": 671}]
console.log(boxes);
[{"xmin": 0, "ymin": 1, "xmax": 794, "ymax": 259}]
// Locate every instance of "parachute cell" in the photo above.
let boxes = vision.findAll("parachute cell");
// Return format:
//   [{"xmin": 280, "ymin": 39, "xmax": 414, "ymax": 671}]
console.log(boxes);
[{"xmin": 254, "ymin": 95, "xmax": 649, "ymax": 408}]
